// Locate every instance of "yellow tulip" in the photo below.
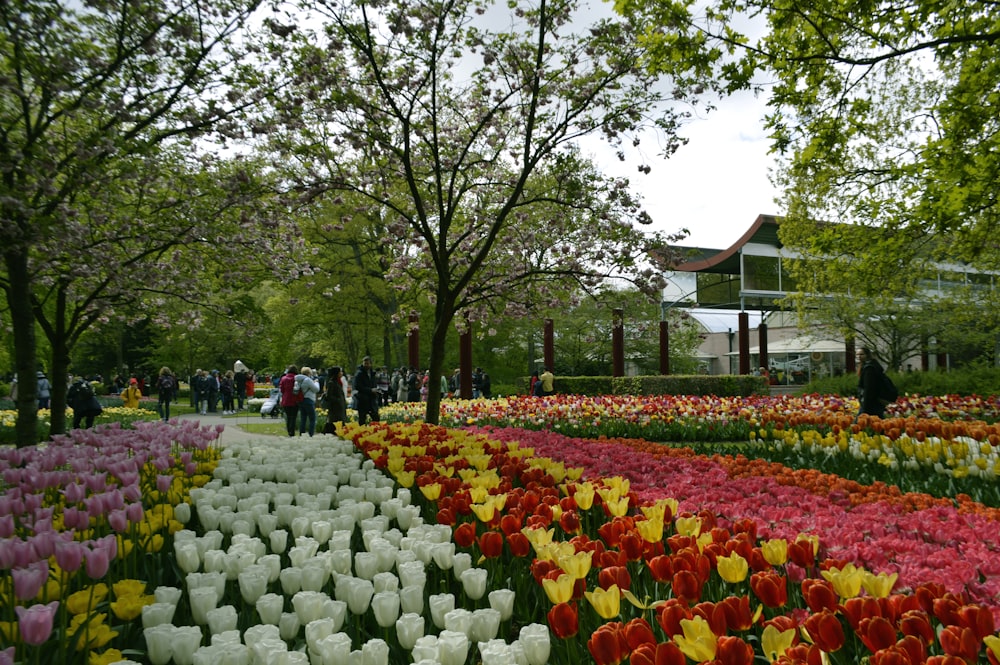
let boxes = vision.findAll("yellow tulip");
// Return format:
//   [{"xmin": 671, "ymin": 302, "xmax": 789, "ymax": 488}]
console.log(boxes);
[
  {"xmin": 522, "ymin": 527, "xmax": 554, "ymax": 552},
  {"xmin": 90, "ymin": 649, "xmax": 125, "ymax": 665},
  {"xmin": 585, "ymin": 584, "xmax": 621, "ymax": 619},
  {"xmin": 66, "ymin": 584, "xmax": 110, "ymax": 615},
  {"xmin": 469, "ymin": 486, "xmax": 489, "ymax": 504},
  {"xmin": 636, "ymin": 517, "xmax": 664, "ymax": 544},
  {"xmin": 716, "ymin": 552, "xmax": 749, "ymax": 583},
  {"xmin": 761, "ymin": 539, "xmax": 788, "ymax": 566},
  {"xmin": 572, "ymin": 484, "xmax": 595, "ymax": 510},
  {"xmin": 557, "ymin": 551, "xmax": 593, "ymax": 580},
  {"xmin": 861, "ymin": 570, "xmax": 898, "ymax": 598},
  {"xmin": 541, "ymin": 573, "xmax": 575, "ymax": 605},
  {"xmin": 821, "ymin": 563, "xmax": 863, "ymax": 599},
  {"xmin": 419, "ymin": 483, "xmax": 442, "ymax": 501},
  {"xmin": 394, "ymin": 470, "xmax": 415, "ymax": 488},
  {"xmin": 761, "ymin": 624, "xmax": 796, "ymax": 663},
  {"xmin": 110, "ymin": 594, "xmax": 154, "ymax": 621},
  {"xmin": 604, "ymin": 496, "xmax": 630, "ymax": 517},
  {"xmin": 675, "ymin": 515, "xmax": 702, "ymax": 538},
  {"xmin": 112, "ymin": 579, "xmax": 147, "ymax": 599},
  {"xmin": 470, "ymin": 502, "xmax": 496, "ymax": 523},
  {"xmin": 673, "ymin": 615, "xmax": 717, "ymax": 662},
  {"xmin": 985, "ymin": 635, "xmax": 1000, "ymax": 661}
]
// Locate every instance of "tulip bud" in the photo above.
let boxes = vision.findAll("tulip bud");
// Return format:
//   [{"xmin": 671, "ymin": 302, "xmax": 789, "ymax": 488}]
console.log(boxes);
[
  {"xmin": 207, "ymin": 605, "xmax": 238, "ymax": 635},
  {"xmin": 372, "ymin": 591, "xmax": 401, "ymax": 628},
  {"xmin": 279, "ymin": 612, "xmax": 300, "ymax": 641},
  {"xmin": 470, "ymin": 608, "xmax": 501, "ymax": 643},
  {"xmin": 461, "ymin": 567, "xmax": 489, "ymax": 600},
  {"xmin": 256, "ymin": 593, "xmax": 284, "ymax": 625},
  {"xmin": 189, "ymin": 586, "xmax": 219, "ymax": 625},
  {"xmin": 488, "ymin": 589, "xmax": 515, "ymax": 622},
  {"xmin": 429, "ymin": 593, "xmax": 456, "ymax": 630},
  {"xmin": 519, "ymin": 623, "xmax": 551, "ymax": 665},
  {"xmin": 400, "ymin": 584, "xmax": 425, "ymax": 615},
  {"xmin": 396, "ymin": 613, "xmax": 425, "ymax": 651},
  {"xmin": 437, "ymin": 629, "xmax": 470, "ymax": 665}
]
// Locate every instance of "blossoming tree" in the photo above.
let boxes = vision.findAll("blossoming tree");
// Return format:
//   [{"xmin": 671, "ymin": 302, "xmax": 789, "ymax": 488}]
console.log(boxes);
[{"xmin": 255, "ymin": 0, "xmax": 718, "ymax": 423}]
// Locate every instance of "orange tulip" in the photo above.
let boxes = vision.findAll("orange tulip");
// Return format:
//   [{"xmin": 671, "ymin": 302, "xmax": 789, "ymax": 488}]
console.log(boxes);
[{"xmin": 801, "ymin": 610, "xmax": 846, "ymax": 653}]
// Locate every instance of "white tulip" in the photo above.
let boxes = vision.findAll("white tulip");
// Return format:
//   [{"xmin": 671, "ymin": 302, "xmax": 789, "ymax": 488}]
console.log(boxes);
[
  {"xmin": 399, "ymin": 584, "xmax": 424, "ymax": 615},
  {"xmin": 431, "ymin": 542, "xmax": 455, "ymax": 571},
  {"xmin": 258, "ymin": 554, "xmax": 282, "ymax": 583},
  {"xmin": 519, "ymin": 623, "xmax": 551, "ymax": 665},
  {"xmin": 362, "ymin": 638, "xmax": 389, "ymax": 665},
  {"xmin": 238, "ymin": 565, "xmax": 270, "ymax": 605},
  {"xmin": 175, "ymin": 542, "xmax": 201, "ymax": 574},
  {"xmin": 279, "ymin": 567, "xmax": 303, "ymax": 596},
  {"xmin": 470, "ymin": 608, "xmax": 501, "ymax": 643},
  {"xmin": 371, "ymin": 591, "xmax": 400, "ymax": 628},
  {"xmin": 461, "ymin": 567, "xmax": 489, "ymax": 601},
  {"xmin": 479, "ymin": 639, "xmax": 516, "ymax": 665},
  {"xmin": 429, "ymin": 593, "xmax": 455, "ymax": 630},
  {"xmin": 372, "ymin": 571, "xmax": 399, "ymax": 594},
  {"xmin": 291, "ymin": 590, "xmax": 328, "ymax": 625},
  {"xmin": 354, "ymin": 551, "xmax": 379, "ymax": 580},
  {"xmin": 395, "ymin": 613, "xmax": 425, "ymax": 651},
  {"xmin": 243, "ymin": 624, "xmax": 281, "ymax": 651},
  {"xmin": 143, "ymin": 625, "xmax": 175, "ymax": 665},
  {"xmin": 153, "ymin": 586, "xmax": 182, "ymax": 606},
  {"xmin": 141, "ymin": 602, "xmax": 177, "ymax": 629},
  {"xmin": 278, "ymin": 611, "xmax": 300, "ymax": 641},
  {"xmin": 269, "ymin": 529, "xmax": 288, "ymax": 554},
  {"xmin": 410, "ymin": 635, "xmax": 439, "ymax": 663},
  {"xmin": 255, "ymin": 593, "xmax": 284, "ymax": 625},
  {"xmin": 171, "ymin": 625, "xmax": 203, "ymax": 665},
  {"xmin": 322, "ymin": 599, "xmax": 347, "ymax": 632},
  {"xmin": 488, "ymin": 589, "xmax": 515, "ymax": 622},
  {"xmin": 189, "ymin": 586, "xmax": 219, "ymax": 626},
  {"xmin": 437, "ymin": 629, "xmax": 470, "ymax": 665},
  {"xmin": 336, "ymin": 575, "xmax": 374, "ymax": 615},
  {"xmin": 304, "ymin": 617, "xmax": 335, "ymax": 652},
  {"xmin": 300, "ymin": 560, "xmax": 328, "ymax": 592},
  {"xmin": 313, "ymin": 632, "xmax": 352, "ymax": 665},
  {"xmin": 452, "ymin": 552, "xmax": 472, "ymax": 580},
  {"xmin": 206, "ymin": 605, "xmax": 238, "ymax": 635},
  {"xmin": 397, "ymin": 560, "xmax": 426, "ymax": 588},
  {"xmin": 444, "ymin": 608, "xmax": 472, "ymax": 636}
]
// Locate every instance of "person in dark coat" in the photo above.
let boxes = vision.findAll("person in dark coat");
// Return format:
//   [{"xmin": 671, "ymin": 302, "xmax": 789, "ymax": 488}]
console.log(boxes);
[
  {"xmin": 857, "ymin": 347, "xmax": 886, "ymax": 417},
  {"xmin": 321, "ymin": 366, "xmax": 348, "ymax": 432},
  {"xmin": 354, "ymin": 357, "xmax": 380, "ymax": 425}
]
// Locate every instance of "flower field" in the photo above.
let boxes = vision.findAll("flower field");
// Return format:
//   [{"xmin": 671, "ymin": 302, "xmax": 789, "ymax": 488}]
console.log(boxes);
[{"xmin": 2, "ymin": 394, "xmax": 1000, "ymax": 664}]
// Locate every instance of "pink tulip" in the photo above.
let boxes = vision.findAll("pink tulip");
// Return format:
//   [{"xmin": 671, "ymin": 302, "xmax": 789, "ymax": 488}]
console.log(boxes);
[
  {"xmin": 12, "ymin": 561, "xmax": 48, "ymax": 600},
  {"xmin": 55, "ymin": 540, "xmax": 86, "ymax": 573},
  {"xmin": 15, "ymin": 602, "xmax": 59, "ymax": 646}
]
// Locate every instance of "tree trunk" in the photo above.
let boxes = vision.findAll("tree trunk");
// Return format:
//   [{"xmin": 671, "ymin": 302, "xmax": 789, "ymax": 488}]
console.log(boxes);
[
  {"xmin": 422, "ymin": 299, "xmax": 456, "ymax": 426},
  {"xmin": 4, "ymin": 248, "xmax": 39, "ymax": 447}
]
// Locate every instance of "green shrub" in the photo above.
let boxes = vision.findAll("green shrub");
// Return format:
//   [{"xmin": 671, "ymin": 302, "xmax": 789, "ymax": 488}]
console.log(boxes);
[
  {"xmin": 805, "ymin": 365, "xmax": 1000, "ymax": 398},
  {"xmin": 520, "ymin": 374, "xmax": 769, "ymax": 397}
]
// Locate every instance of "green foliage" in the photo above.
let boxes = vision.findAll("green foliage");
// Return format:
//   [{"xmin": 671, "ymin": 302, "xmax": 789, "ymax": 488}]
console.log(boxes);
[
  {"xmin": 806, "ymin": 366, "xmax": 1000, "ymax": 398},
  {"xmin": 614, "ymin": 374, "xmax": 768, "ymax": 396}
]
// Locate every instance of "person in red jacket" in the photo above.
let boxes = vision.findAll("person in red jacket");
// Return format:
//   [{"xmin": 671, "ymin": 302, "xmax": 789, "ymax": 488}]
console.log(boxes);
[{"xmin": 278, "ymin": 365, "xmax": 301, "ymax": 436}]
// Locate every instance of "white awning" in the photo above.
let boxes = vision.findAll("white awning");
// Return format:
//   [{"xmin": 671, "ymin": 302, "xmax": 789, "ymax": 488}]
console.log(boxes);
[{"xmin": 727, "ymin": 338, "xmax": 846, "ymax": 356}]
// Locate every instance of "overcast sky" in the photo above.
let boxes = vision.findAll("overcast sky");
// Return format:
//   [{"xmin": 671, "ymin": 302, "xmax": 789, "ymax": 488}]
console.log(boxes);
[{"xmin": 581, "ymin": 87, "xmax": 783, "ymax": 251}]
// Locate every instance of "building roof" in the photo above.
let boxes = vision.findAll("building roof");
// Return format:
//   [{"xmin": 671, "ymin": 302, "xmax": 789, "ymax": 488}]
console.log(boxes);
[
  {"xmin": 686, "ymin": 308, "xmax": 763, "ymax": 334},
  {"xmin": 671, "ymin": 214, "xmax": 783, "ymax": 274}
]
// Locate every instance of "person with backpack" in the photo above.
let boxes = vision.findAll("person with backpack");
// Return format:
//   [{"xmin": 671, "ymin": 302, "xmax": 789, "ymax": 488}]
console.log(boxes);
[
  {"xmin": 857, "ymin": 347, "xmax": 889, "ymax": 417},
  {"xmin": 120, "ymin": 377, "xmax": 143, "ymax": 409},
  {"xmin": 68, "ymin": 376, "xmax": 101, "ymax": 429},
  {"xmin": 278, "ymin": 365, "xmax": 302, "ymax": 437},
  {"xmin": 157, "ymin": 367, "xmax": 176, "ymax": 422}
]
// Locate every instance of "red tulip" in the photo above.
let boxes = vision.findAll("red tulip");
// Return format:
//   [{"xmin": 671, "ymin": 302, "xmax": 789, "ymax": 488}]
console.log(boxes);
[
  {"xmin": 858, "ymin": 616, "xmax": 898, "ymax": 653},
  {"xmin": 587, "ymin": 622, "xmax": 628, "ymax": 665},
  {"xmin": 898, "ymin": 610, "xmax": 935, "ymax": 645},
  {"xmin": 499, "ymin": 513, "xmax": 522, "ymax": 537},
  {"xmin": 802, "ymin": 610, "xmax": 846, "ymax": 653},
  {"xmin": 453, "ymin": 522, "xmax": 476, "ymax": 548},
  {"xmin": 801, "ymin": 579, "xmax": 838, "ymax": 613},
  {"xmin": 842, "ymin": 596, "xmax": 884, "ymax": 630},
  {"xmin": 938, "ymin": 625, "xmax": 980, "ymax": 662},
  {"xmin": 620, "ymin": 532, "xmax": 644, "ymax": 561},
  {"xmin": 559, "ymin": 509, "xmax": 581, "ymax": 535},
  {"xmin": 716, "ymin": 635, "xmax": 754, "ymax": 665},
  {"xmin": 474, "ymin": 530, "xmax": 501, "ymax": 558},
  {"xmin": 623, "ymin": 617, "xmax": 657, "ymax": 650},
  {"xmin": 655, "ymin": 598, "xmax": 692, "ymax": 638},
  {"xmin": 436, "ymin": 507, "xmax": 456, "ymax": 526},
  {"xmin": 787, "ymin": 539, "xmax": 816, "ymax": 568},
  {"xmin": 629, "ymin": 642, "xmax": 686, "ymax": 665},
  {"xmin": 925, "ymin": 657, "xmax": 973, "ymax": 665},
  {"xmin": 599, "ymin": 565, "xmax": 631, "ymax": 592},
  {"xmin": 547, "ymin": 602, "xmax": 578, "ymax": 639},
  {"xmin": 506, "ymin": 532, "xmax": 531, "ymax": 558},
  {"xmin": 957, "ymin": 604, "xmax": 996, "ymax": 640},
  {"xmin": 647, "ymin": 555, "xmax": 672, "ymax": 583},
  {"xmin": 750, "ymin": 570, "xmax": 787, "ymax": 608},
  {"xmin": 716, "ymin": 595, "xmax": 754, "ymax": 632},
  {"xmin": 671, "ymin": 569, "xmax": 703, "ymax": 604}
]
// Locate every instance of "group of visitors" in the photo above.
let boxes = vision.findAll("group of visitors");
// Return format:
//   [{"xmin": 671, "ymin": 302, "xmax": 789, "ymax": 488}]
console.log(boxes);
[{"xmin": 278, "ymin": 363, "xmax": 350, "ymax": 437}]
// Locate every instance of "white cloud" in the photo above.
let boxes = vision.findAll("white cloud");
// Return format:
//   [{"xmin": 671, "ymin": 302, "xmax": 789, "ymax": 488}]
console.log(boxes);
[{"xmin": 581, "ymin": 88, "xmax": 782, "ymax": 250}]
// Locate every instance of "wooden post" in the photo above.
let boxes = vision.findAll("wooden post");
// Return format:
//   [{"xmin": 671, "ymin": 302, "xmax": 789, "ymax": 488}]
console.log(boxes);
[
  {"xmin": 460, "ymin": 323, "xmax": 473, "ymax": 399},
  {"xmin": 738, "ymin": 312, "xmax": 750, "ymax": 375},
  {"xmin": 543, "ymin": 319, "xmax": 554, "ymax": 372},
  {"xmin": 758, "ymin": 322, "xmax": 768, "ymax": 375},
  {"xmin": 659, "ymin": 321, "xmax": 670, "ymax": 375},
  {"xmin": 612, "ymin": 308, "xmax": 624, "ymax": 377}
]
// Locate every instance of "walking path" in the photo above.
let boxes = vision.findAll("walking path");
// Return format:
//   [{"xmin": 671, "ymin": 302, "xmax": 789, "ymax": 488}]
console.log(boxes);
[{"xmin": 175, "ymin": 410, "xmax": 284, "ymax": 446}]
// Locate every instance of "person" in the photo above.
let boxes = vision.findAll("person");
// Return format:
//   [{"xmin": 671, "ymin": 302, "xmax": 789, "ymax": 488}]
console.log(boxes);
[
  {"xmin": 529, "ymin": 371, "xmax": 539, "ymax": 396},
  {"xmin": 120, "ymin": 378, "xmax": 143, "ymax": 409},
  {"xmin": 472, "ymin": 368, "xmax": 483, "ymax": 398},
  {"xmin": 9, "ymin": 374, "xmax": 17, "ymax": 401},
  {"xmin": 857, "ymin": 347, "xmax": 886, "ymax": 418},
  {"xmin": 220, "ymin": 370, "xmax": 235, "ymax": 414},
  {"xmin": 157, "ymin": 367, "xmax": 176, "ymax": 422},
  {"xmin": 376, "ymin": 366, "xmax": 390, "ymax": 407},
  {"xmin": 189, "ymin": 370, "xmax": 201, "ymax": 408},
  {"xmin": 67, "ymin": 376, "xmax": 100, "ymax": 429},
  {"xmin": 539, "ymin": 367, "xmax": 554, "ymax": 396},
  {"xmin": 354, "ymin": 356, "xmax": 380, "ymax": 425},
  {"xmin": 245, "ymin": 372, "xmax": 256, "ymax": 407},
  {"xmin": 36, "ymin": 371, "xmax": 51, "ymax": 410},
  {"xmin": 480, "ymin": 370, "xmax": 492, "ymax": 399},
  {"xmin": 322, "ymin": 366, "xmax": 348, "ymax": 432},
  {"xmin": 278, "ymin": 365, "xmax": 301, "ymax": 437},
  {"xmin": 234, "ymin": 361, "xmax": 250, "ymax": 411},
  {"xmin": 207, "ymin": 370, "xmax": 220, "ymax": 413},
  {"xmin": 440, "ymin": 372, "xmax": 449, "ymax": 399},
  {"xmin": 406, "ymin": 367, "xmax": 420, "ymax": 402},
  {"xmin": 448, "ymin": 368, "xmax": 460, "ymax": 396},
  {"xmin": 296, "ymin": 367, "xmax": 320, "ymax": 436}
]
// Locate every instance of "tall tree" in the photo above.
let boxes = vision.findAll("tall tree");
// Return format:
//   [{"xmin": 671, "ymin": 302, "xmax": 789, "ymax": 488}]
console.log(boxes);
[
  {"xmin": 256, "ymin": 0, "xmax": 709, "ymax": 422},
  {"xmin": 0, "ymin": 0, "xmax": 267, "ymax": 445}
]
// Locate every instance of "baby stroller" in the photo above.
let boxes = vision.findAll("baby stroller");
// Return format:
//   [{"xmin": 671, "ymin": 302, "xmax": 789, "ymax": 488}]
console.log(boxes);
[{"xmin": 260, "ymin": 388, "xmax": 282, "ymax": 419}]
